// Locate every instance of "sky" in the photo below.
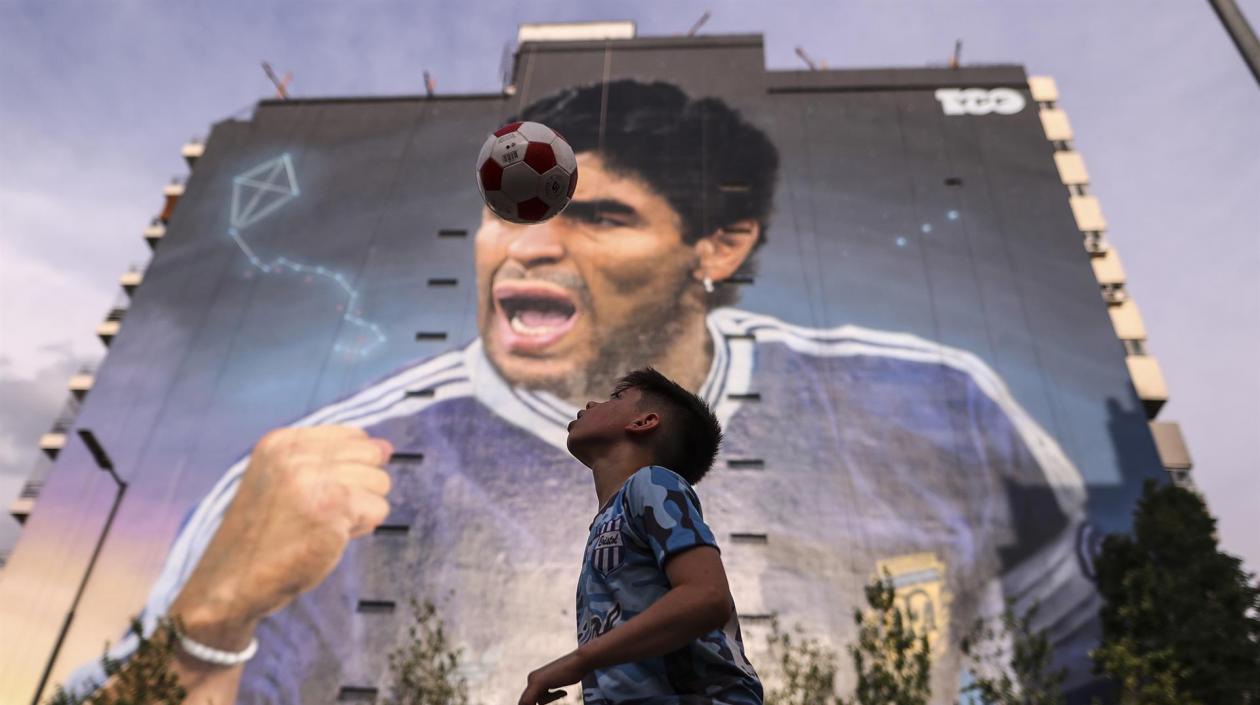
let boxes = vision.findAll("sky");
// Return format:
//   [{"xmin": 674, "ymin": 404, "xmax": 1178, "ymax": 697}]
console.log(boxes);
[{"xmin": 1, "ymin": 0, "xmax": 1257, "ymax": 574}]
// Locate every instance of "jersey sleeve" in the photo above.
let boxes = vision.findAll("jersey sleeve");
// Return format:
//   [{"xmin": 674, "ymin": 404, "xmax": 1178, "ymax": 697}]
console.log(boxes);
[
  {"xmin": 960, "ymin": 375, "xmax": 1101, "ymax": 658},
  {"xmin": 621, "ymin": 466, "xmax": 719, "ymax": 569},
  {"xmin": 56, "ymin": 456, "xmax": 250, "ymax": 698}
]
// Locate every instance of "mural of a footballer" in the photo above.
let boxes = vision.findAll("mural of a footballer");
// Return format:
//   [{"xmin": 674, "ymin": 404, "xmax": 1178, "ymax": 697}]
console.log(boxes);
[{"xmin": 65, "ymin": 80, "xmax": 1098, "ymax": 704}]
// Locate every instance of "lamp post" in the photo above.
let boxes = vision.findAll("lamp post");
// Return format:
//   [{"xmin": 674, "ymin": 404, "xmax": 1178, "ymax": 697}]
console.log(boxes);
[
  {"xmin": 1208, "ymin": 0, "xmax": 1260, "ymax": 85},
  {"xmin": 30, "ymin": 429, "xmax": 128, "ymax": 705}
]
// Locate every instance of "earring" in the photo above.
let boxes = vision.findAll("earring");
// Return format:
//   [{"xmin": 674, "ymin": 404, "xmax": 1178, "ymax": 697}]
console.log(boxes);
[{"xmin": 703, "ymin": 276, "xmax": 715, "ymax": 294}]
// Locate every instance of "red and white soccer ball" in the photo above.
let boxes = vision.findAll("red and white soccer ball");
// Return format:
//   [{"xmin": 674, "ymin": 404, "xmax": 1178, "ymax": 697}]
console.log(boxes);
[{"xmin": 475, "ymin": 121, "xmax": 578, "ymax": 224}]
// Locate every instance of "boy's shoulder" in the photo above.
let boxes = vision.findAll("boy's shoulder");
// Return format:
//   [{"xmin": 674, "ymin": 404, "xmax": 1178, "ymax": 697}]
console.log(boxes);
[
  {"xmin": 620, "ymin": 466, "xmax": 699, "ymax": 508},
  {"xmin": 630, "ymin": 464, "xmax": 688, "ymax": 486}
]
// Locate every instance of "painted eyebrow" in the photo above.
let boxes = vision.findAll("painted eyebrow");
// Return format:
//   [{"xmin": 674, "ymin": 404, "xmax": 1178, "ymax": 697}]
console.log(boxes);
[{"xmin": 561, "ymin": 198, "xmax": 642, "ymax": 224}]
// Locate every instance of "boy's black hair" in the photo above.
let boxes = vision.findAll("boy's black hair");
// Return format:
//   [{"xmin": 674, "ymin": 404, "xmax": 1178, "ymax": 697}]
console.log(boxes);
[
  {"xmin": 513, "ymin": 80, "xmax": 780, "ymax": 307},
  {"xmin": 614, "ymin": 367, "xmax": 723, "ymax": 485}
]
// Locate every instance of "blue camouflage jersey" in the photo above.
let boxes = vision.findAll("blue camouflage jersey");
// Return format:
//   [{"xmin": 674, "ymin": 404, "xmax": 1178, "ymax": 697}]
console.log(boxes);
[
  {"xmin": 61, "ymin": 308, "xmax": 1098, "ymax": 704},
  {"xmin": 578, "ymin": 466, "xmax": 762, "ymax": 705}
]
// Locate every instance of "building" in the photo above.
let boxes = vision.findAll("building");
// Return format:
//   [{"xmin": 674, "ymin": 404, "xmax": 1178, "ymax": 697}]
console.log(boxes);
[{"xmin": 1, "ymin": 22, "xmax": 1193, "ymax": 705}]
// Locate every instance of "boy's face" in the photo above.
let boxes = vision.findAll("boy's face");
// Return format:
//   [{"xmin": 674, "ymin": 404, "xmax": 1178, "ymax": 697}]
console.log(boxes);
[{"xmin": 565, "ymin": 385, "xmax": 651, "ymax": 458}]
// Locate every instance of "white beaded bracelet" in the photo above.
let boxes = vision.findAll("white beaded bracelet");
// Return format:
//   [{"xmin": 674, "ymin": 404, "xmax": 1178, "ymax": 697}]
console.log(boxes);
[{"xmin": 176, "ymin": 631, "xmax": 259, "ymax": 667}]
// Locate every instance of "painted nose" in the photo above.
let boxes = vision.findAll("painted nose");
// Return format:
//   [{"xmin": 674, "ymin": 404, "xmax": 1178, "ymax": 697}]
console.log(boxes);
[{"xmin": 506, "ymin": 220, "xmax": 566, "ymax": 266}]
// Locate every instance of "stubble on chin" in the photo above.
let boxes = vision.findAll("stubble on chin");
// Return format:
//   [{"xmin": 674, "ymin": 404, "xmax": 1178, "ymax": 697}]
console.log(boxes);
[{"xmin": 554, "ymin": 280, "xmax": 706, "ymax": 404}]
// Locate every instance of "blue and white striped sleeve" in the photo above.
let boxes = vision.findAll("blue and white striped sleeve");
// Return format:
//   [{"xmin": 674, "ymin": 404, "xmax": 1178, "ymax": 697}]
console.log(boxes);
[{"xmin": 56, "ymin": 456, "xmax": 250, "ymax": 699}]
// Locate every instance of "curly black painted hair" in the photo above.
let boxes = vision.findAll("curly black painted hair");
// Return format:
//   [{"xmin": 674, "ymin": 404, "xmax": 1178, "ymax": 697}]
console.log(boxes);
[{"xmin": 513, "ymin": 80, "xmax": 780, "ymax": 305}]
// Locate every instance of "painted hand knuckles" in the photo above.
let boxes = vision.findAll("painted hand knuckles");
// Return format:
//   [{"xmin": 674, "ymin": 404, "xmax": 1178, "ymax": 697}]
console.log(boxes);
[{"xmin": 177, "ymin": 428, "xmax": 392, "ymax": 626}]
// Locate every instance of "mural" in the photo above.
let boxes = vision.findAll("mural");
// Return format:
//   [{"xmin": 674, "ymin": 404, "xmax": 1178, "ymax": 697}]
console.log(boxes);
[{"xmin": 0, "ymin": 43, "xmax": 1163, "ymax": 705}]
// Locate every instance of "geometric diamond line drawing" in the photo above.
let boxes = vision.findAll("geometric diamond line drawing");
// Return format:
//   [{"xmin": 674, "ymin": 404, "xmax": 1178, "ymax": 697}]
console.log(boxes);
[
  {"xmin": 231, "ymin": 153, "xmax": 300, "ymax": 230},
  {"xmin": 226, "ymin": 153, "xmax": 386, "ymax": 357}
]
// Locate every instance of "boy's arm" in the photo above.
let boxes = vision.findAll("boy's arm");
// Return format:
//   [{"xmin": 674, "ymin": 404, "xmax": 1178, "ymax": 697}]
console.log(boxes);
[
  {"xmin": 517, "ymin": 546, "xmax": 733, "ymax": 705},
  {"xmin": 584, "ymin": 545, "xmax": 733, "ymax": 664}
]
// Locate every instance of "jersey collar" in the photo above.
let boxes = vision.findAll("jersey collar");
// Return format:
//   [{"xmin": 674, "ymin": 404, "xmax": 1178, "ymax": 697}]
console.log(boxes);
[{"xmin": 466, "ymin": 310, "xmax": 755, "ymax": 454}]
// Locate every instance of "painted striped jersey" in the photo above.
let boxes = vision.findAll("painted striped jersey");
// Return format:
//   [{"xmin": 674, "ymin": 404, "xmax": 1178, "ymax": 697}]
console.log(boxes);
[{"xmin": 58, "ymin": 308, "xmax": 1096, "ymax": 705}]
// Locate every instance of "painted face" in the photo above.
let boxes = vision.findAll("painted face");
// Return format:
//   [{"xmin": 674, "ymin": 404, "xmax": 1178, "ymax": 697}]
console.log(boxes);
[
  {"xmin": 565, "ymin": 386, "xmax": 646, "ymax": 454},
  {"xmin": 474, "ymin": 153, "xmax": 698, "ymax": 397}
]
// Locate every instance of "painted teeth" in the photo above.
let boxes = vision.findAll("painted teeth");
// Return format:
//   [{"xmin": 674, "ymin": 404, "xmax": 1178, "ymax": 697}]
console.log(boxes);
[{"xmin": 510, "ymin": 314, "xmax": 558, "ymax": 337}]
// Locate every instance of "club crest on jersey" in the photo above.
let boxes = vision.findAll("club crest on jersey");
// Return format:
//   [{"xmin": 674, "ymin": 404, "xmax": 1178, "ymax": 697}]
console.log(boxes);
[{"xmin": 591, "ymin": 517, "xmax": 625, "ymax": 575}]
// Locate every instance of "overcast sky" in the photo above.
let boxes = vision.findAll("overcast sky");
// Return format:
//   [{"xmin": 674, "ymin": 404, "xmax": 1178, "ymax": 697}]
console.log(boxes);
[{"xmin": 1, "ymin": 0, "xmax": 1257, "ymax": 573}]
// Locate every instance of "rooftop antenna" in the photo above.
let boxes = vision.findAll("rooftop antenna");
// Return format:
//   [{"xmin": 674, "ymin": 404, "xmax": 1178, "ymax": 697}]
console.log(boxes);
[
  {"xmin": 795, "ymin": 46, "xmax": 818, "ymax": 70},
  {"xmin": 261, "ymin": 61, "xmax": 293, "ymax": 99},
  {"xmin": 499, "ymin": 41, "xmax": 516, "ymax": 90},
  {"xmin": 948, "ymin": 39, "xmax": 963, "ymax": 69},
  {"xmin": 423, "ymin": 70, "xmax": 436, "ymax": 97},
  {"xmin": 687, "ymin": 10, "xmax": 711, "ymax": 36}
]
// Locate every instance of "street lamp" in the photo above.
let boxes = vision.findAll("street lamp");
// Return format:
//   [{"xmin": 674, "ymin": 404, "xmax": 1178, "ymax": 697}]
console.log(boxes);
[{"xmin": 30, "ymin": 429, "xmax": 128, "ymax": 705}]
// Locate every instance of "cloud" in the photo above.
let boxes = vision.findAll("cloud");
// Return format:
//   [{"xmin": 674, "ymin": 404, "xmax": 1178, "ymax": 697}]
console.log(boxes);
[
  {"xmin": 0, "ymin": 347, "xmax": 84, "ymax": 479},
  {"xmin": 0, "ymin": 347, "xmax": 87, "ymax": 556}
]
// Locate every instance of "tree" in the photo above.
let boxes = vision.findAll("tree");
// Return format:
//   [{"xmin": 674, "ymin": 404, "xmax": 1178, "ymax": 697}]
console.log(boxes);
[
  {"xmin": 841, "ymin": 575, "xmax": 932, "ymax": 705},
  {"xmin": 378, "ymin": 597, "xmax": 470, "ymax": 705},
  {"xmin": 45, "ymin": 618, "xmax": 187, "ymax": 705},
  {"xmin": 1091, "ymin": 479, "xmax": 1260, "ymax": 705},
  {"xmin": 765, "ymin": 618, "xmax": 843, "ymax": 705},
  {"xmin": 959, "ymin": 602, "xmax": 1066, "ymax": 705},
  {"xmin": 765, "ymin": 574, "xmax": 932, "ymax": 705}
]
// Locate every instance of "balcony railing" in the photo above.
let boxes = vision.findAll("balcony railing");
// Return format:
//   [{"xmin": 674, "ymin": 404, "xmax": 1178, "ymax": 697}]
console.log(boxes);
[{"xmin": 19, "ymin": 481, "xmax": 43, "ymax": 499}]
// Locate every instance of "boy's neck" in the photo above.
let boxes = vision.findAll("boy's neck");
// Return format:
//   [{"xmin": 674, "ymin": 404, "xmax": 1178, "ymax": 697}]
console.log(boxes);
[{"xmin": 589, "ymin": 444, "xmax": 656, "ymax": 510}]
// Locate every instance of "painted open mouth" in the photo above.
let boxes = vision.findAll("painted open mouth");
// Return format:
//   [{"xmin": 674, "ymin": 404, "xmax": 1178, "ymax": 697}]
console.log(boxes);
[{"xmin": 493, "ymin": 281, "xmax": 580, "ymax": 352}]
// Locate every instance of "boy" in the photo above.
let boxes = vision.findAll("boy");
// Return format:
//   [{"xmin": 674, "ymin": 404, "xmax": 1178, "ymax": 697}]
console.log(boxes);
[{"xmin": 517, "ymin": 368, "xmax": 763, "ymax": 705}]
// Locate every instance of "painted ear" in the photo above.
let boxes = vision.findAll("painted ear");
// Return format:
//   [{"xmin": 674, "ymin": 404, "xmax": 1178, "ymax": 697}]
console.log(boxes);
[{"xmin": 692, "ymin": 219, "xmax": 760, "ymax": 284}]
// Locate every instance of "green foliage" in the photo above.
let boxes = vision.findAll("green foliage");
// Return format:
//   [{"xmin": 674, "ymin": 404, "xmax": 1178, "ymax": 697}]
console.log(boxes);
[
  {"xmin": 765, "ymin": 618, "xmax": 843, "ymax": 705},
  {"xmin": 959, "ymin": 603, "xmax": 1066, "ymax": 705},
  {"xmin": 1090, "ymin": 639, "xmax": 1191, "ymax": 705},
  {"xmin": 45, "ymin": 618, "xmax": 187, "ymax": 705},
  {"xmin": 378, "ymin": 597, "xmax": 470, "ymax": 705},
  {"xmin": 842, "ymin": 574, "xmax": 932, "ymax": 705},
  {"xmin": 765, "ymin": 574, "xmax": 933, "ymax": 705},
  {"xmin": 1091, "ymin": 479, "xmax": 1260, "ymax": 705}
]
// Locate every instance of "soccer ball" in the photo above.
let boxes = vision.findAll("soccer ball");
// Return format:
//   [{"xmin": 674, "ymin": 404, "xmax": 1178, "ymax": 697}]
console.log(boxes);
[{"xmin": 475, "ymin": 121, "xmax": 578, "ymax": 224}]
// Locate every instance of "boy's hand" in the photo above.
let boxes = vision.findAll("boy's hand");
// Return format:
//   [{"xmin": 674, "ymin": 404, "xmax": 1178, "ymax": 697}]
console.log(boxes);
[{"xmin": 518, "ymin": 650, "xmax": 587, "ymax": 705}]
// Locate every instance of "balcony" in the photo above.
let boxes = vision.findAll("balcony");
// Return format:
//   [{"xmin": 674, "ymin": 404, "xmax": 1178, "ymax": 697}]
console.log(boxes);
[
  {"xmin": 40, "ymin": 401, "xmax": 79, "ymax": 459},
  {"xmin": 181, "ymin": 139, "xmax": 205, "ymax": 166},
  {"xmin": 67, "ymin": 366, "xmax": 95, "ymax": 400},
  {"xmin": 1108, "ymin": 300, "xmax": 1147, "ymax": 341},
  {"xmin": 120, "ymin": 265, "xmax": 145, "ymax": 295},
  {"xmin": 8, "ymin": 480, "xmax": 42, "ymax": 525},
  {"xmin": 1069, "ymin": 195, "xmax": 1108, "ymax": 233},
  {"xmin": 97, "ymin": 309, "xmax": 125, "ymax": 346},
  {"xmin": 1126, "ymin": 355, "xmax": 1169, "ymax": 418},
  {"xmin": 38, "ymin": 432, "xmax": 66, "ymax": 459},
  {"xmin": 143, "ymin": 219, "xmax": 166, "ymax": 250},
  {"xmin": 1083, "ymin": 230, "xmax": 1108, "ymax": 256},
  {"xmin": 1100, "ymin": 283, "xmax": 1128, "ymax": 305},
  {"xmin": 97, "ymin": 294, "xmax": 128, "ymax": 347},
  {"xmin": 1091, "ymin": 248, "xmax": 1126, "ymax": 287},
  {"xmin": 1149, "ymin": 421, "xmax": 1192, "ymax": 471},
  {"xmin": 1053, "ymin": 151, "xmax": 1090, "ymax": 187},
  {"xmin": 159, "ymin": 179, "xmax": 185, "ymax": 223},
  {"xmin": 1039, "ymin": 108, "xmax": 1074, "ymax": 143},
  {"xmin": 1028, "ymin": 75, "xmax": 1059, "ymax": 104}
]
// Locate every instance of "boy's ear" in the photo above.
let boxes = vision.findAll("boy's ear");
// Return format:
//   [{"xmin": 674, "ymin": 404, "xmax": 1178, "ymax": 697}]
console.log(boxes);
[{"xmin": 626, "ymin": 412, "xmax": 660, "ymax": 435}]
